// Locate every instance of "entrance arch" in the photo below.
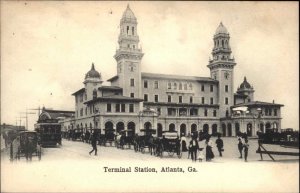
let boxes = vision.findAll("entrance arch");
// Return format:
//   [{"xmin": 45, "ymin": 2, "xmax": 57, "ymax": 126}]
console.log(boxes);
[
  {"xmin": 191, "ymin": 124, "xmax": 197, "ymax": 133},
  {"xmin": 222, "ymin": 123, "xmax": 226, "ymax": 137},
  {"xmin": 116, "ymin": 122, "xmax": 125, "ymax": 134},
  {"xmin": 212, "ymin": 124, "xmax": 218, "ymax": 136},
  {"xmin": 203, "ymin": 124, "xmax": 209, "ymax": 134},
  {"xmin": 144, "ymin": 122, "xmax": 152, "ymax": 130},
  {"xmin": 127, "ymin": 122, "xmax": 135, "ymax": 136},
  {"xmin": 105, "ymin": 121, "xmax": 113, "ymax": 134},
  {"xmin": 227, "ymin": 123, "xmax": 232, "ymax": 137},
  {"xmin": 265, "ymin": 122, "xmax": 271, "ymax": 132},
  {"xmin": 259, "ymin": 123, "xmax": 264, "ymax": 133},
  {"xmin": 157, "ymin": 123, "xmax": 163, "ymax": 137},
  {"xmin": 169, "ymin": 123, "xmax": 175, "ymax": 132},
  {"xmin": 235, "ymin": 122, "xmax": 240, "ymax": 136},
  {"xmin": 180, "ymin": 124, "xmax": 187, "ymax": 137},
  {"xmin": 247, "ymin": 123, "xmax": 252, "ymax": 136}
]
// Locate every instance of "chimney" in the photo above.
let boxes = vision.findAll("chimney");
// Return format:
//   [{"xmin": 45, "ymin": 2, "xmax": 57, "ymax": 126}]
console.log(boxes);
[{"xmin": 272, "ymin": 100, "xmax": 275, "ymax": 104}]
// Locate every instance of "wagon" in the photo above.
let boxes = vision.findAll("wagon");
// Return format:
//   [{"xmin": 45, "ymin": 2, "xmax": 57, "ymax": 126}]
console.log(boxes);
[
  {"xmin": 136, "ymin": 129, "xmax": 156, "ymax": 154},
  {"xmin": 157, "ymin": 131, "xmax": 182, "ymax": 158},
  {"xmin": 115, "ymin": 129, "xmax": 134, "ymax": 149},
  {"xmin": 10, "ymin": 131, "xmax": 42, "ymax": 162},
  {"xmin": 99, "ymin": 128, "xmax": 116, "ymax": 146}
]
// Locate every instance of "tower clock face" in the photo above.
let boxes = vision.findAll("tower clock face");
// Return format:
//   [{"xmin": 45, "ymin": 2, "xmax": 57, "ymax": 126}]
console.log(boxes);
[
  {"xmin": 224, "ymin": 71, "xmax": 229, "ymax": 79},
  {"xmin": 128, "ymin": 62, "xmax": 136, "ymax": 72}
]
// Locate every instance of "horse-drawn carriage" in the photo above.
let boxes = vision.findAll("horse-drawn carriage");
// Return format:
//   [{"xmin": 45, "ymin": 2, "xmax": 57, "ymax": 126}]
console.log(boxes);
[
  {"xmin": 10, "ymin": 131, "xmax": 42, "ymax": 162},
  {"xmin": 99, "ymin": 128, "xmax": 116, "ymax": 146},
  {"xmin": 134, "ymin": 129, "xmax": 157, "ymax": 154},
  {"xmin": 156, "ymin": 131, "xmax": 182, "ymax": 158},
  {"xmin": 115, "ymin": 129, "xmax": 134, "ymax": 149},
  {"xmin": 70, "ymin": 129, "xmax": 83, "ymax": 141}
]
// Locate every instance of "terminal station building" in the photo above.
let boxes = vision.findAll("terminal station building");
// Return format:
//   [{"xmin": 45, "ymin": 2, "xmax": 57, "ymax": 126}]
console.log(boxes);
[{"xmin": 62, "ymin": 5, "xmax": 283, "ymax": 137}]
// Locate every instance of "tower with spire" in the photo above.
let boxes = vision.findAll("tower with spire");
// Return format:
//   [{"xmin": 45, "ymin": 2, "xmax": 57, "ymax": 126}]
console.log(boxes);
[
  {"xmin": 113, "ymin": 4, "xmax": 144, "ymax": 99},
  {"xmin": 207, "ymin": 22, "xmax": 236, "ymax": 118},
  {"xmin": 236, "ymin": 76, "xmax": 255, "ymax": 103}
]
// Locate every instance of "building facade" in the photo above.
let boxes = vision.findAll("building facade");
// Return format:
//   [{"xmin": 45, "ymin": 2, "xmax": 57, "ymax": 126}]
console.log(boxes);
[{"xmin": 68, "ymin": 5, "xmax": 283, "ymax": 137}]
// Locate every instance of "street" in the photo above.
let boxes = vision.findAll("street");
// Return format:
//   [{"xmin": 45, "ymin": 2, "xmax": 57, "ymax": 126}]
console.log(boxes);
[{"xmin": 1, "ymin": 137, "xmax": 299, "ymax": 192}]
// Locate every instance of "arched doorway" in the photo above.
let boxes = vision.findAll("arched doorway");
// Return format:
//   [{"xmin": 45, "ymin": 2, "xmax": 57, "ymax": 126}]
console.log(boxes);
[
  {"xmin": 222, "ymin": 123, "xmax": 226, "ymax": 137},
  {"xmin": 273, "ymin": 122, "xmax": 278, "ymax": 132},
  {"xmin": 247, "ymin": 123, "xmax": 252, "ymax": 136},
  {"xmin": 212, "ymin": 124, "xmax": 218, "ymax": 136},
  {"xmin": 203, "ymin": 124, "xmax": 209, "ymax": 134},
  {"xmin": 180, "ymin": 124, "xmax": 186, "ymax": 137},
  {"xmin": 116, "ymin": 122, "xmax": 125, "ymax": 134},
  {"xmin": 105, "ymin": 121, "xmax": 113, "ymax": 134},
  {"xmin": 227, "ymin": 123, "xmax": 232, "ymax": 137},
  {"xmin": 157, "ymin": 123, "xmax": 163, "ymax": 137},
  {"xmin": 127, "ymin": 122, "xmax": 135, "ymax": 136},
  {"xmin": 169, "ymin": 123, "xmax": 175, "ymax": 132},
  {"xmin": 144, "ymin": 122, "xmax": 152, "ymax": 130},
  {"xmin": 259, "ymin": 123, "xmax": 264, "ymax": 133},
  {"xmin": 235, "ymin": 122, "xmax": 240, "ymax": 136},
  {"xmin": 191, "ymin": 124, "xmax": 197, "ymax": 133},
  {"xmin": 265, "ymin": 122, "xmax": 271, "ymax": 132}
]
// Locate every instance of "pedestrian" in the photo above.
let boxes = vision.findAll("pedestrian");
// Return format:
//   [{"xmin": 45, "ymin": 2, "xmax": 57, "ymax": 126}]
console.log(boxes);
[
  {"xmin": 189, "ymin": 136, "xmax": 199, "ymax": 162},
  {"xmin": 89, "ymin": 132, "xmax": 98, "ymax": 156},
  {"xmin": 215, "ymin": 134, "xmax": 224, "ymax": 157},
  {"xmin": 243, "ymin": 139, "xmax": 249, "ymax": 162},
  {"xmin": 238, "ymin": 137, "xmax": 243, "ymax": 158},
  {"xmin": 205, "ymin": 136, "xmax": 214, "ymax": 161}
]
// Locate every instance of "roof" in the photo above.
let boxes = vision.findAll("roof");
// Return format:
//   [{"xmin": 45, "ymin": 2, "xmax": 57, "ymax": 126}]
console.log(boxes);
[
  {"xmin": 72, "ymin": 88, "xmax": 85, "ymax": 96},
  {"xmin": 85, "ymin": 63, "xmax": 101, "ymax": 80},
  {"xmin": 41, "ymin": 109, "xmax": 75, "ymax": 120},
  {"xmin": 84, "ymin": 95, "xmax": 143, "ymax": 104},
  {"xmin": 215, "ymin": 22, "xmax": 229, "ymax": 35},
  {"xmin": 122, "ymin": 4, "xmax": 136, "ymax": 20},
  {"xmin": 238, "ymin": 76, "xmax": 253, "ymax": 90},
  {"xmin": 232, "ymin": 101, "xmax": 284, "ymax": 108},
  {"xmin": 107, "ymin": 75, "xmax": 118, "ymax": 82},
  {"xmin": 98, "ymin": 86, "xmax": 122, "ymax": 91},
  {"xmin": 141, "ymin": 72, "xmax": 218, "ymax": 83}
]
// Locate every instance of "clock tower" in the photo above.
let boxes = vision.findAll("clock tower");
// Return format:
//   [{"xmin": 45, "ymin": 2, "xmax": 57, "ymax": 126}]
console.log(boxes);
[
  {"xmin": 114, "ymin": 4, "xmax": 144, "ymax": 99},
  {"xmin": 207, "ymin": 22, "xmax": 236, "ymax": 118}
]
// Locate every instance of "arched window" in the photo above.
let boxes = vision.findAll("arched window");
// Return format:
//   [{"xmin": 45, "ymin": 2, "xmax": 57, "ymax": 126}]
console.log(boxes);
[
  {"xmin": 168, "ymin": 82, "xmax": 172, "ymax": 89},
  {"xmin": 126, "ymin": 26, "xmax": 129, "ymax": 35},
  {"xmin": 93, "ymin": 89, "xmax": 97, "ymax": 99}
]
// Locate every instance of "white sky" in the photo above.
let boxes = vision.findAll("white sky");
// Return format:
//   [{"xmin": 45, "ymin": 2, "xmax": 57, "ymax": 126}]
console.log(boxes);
[{"xmin": 1, "ymin": 1, "xmax": 299, "ymax": 130}]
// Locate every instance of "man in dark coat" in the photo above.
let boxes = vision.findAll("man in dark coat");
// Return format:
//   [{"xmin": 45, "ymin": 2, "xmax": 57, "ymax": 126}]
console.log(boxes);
[
  {"xmin": 89, "ymin": 132, "xmax": 98, "ymax": 156},
  {"xmin": 189, "ymin": 136, "xmax": 199, "ymax": 162},
  {"xmin": 238, "ymin": 137, "xmax": 243, "ymax": 158},
  {"xmin": 215, "ymin": 134, "xmax": 224, "ymax": 157}
]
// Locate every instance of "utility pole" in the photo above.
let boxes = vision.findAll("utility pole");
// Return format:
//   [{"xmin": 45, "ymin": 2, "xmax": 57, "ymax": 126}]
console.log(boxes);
[{"xmin": 20, "ymin": 109, "xmax": 36, "ymax": 130}]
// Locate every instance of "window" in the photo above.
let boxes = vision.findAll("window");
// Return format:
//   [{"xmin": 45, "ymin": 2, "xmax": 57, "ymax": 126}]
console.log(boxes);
[
  {"xmin": 127, "ymin": 26, "xmax": 129, "ymax": 35},
  {"xmin": 274, "ymin": 109, "xmax": 277, "ymax": 116},
  {"xmin": 132, "ymin": 27, "xmax": 134, "ymax": 35},
  {"xmin": 85, "ymin": 107, "xmax": 87, "ymax": 115},
  {"xmin": 184, "ymin": 84, "xmax": 187, "ymax": 90},
  {"xmin": 190, "ymin": 108, "xmax": 198, "ymax": 116},
  {"xmin": 168, "ymin": 82, "xmax": 172, "ymax": 89},
  {"xmin": 210, "ymin": 98, "xmax": 214, "ymax": 105},
  {"xmin": 130, "ymin": 93, "xmax": 134, "ymax": 98},
  {"xmin": 121, "ymin": 104, "xmax": 126, "ymax": 112},
  {"xmin": 130, "ymin": 79, "xmax": 135, "ymax": 87},
  {"xmin": 190, "ymin": 96, "xmax": 193, "ymax": 103},
  {"xmin": 154, "ymin": 95, "xmax": 158, "ymax": 102},
  {"xmin": 210, "ymin": 85, "xmax": 214, "ymax": 92},
  {"xmin": 80, "ymin": 94, "xmax": 83, "ymax": 102},
  {"xmin": 168, "ymin": 95, "xmax": 172, "ymax": 103},
  {"xmin": 144, "ymin": 94, "xmax": 148, "ymax": 102},
  {"xmin": 225, "ymin": 85, "xmax": 229, "ymax": 92},
  {"xmin": 179, "ymin": 96, "xmax": 182, "ymax": 103},
  {"xmin": 204, "ymin": 109, "xmax": 208, "ymax": 117},
  {"xmin": 225, "ymin": 97, "xmax": 229, "ymax": 105},
  {"xmin": 84, "ymin": 93, "xmax": 87, "ymax": 100},
  {"xmin": 132, "ymin": 45, "xmax": 135, "ymax": 49},
  {"xmin": 116, "ymin": 104, "xmax": 120, "ymax": 112},
  {"xmin": 107, "ymin": 103, "xmax": 111, "ymax": 112},
  {"xmin": 80, "ymin": 108, "xmax": 83, "ymax": 116},
  {"xmin": 189, "ymin": 83, "xmax": 193, "ymax": 90},
  {"xmin": 213, "ymin": 110, "xmax": 217, "ymax": 117},
  {"xmin": 93, "ymin": 89, "xmax": 97, "ymax": 99},
  {"xmin": 179, "ymin": 83, "xmax": 182, "ymax": 90},
  {"xmin": 154, "ymin": 81, "xmax": 159, "ymax": 89},
  {"xmin": 201, "ymin": 97, "xmax": 205, "ymax": 104},
  {"xmin": 173, "ymin": 83, "xmax": 177, "ymax": 90},
  {"xmin": 167, "ymin": 108, "xmax": 176, "ymax": 116},
  {"xmin": 144, "ymin": 80, "xmax": 148, "ymax": 88},
  {"xmin": 201, "ymin": 85, "xmax": 205, "ymax": 91},
  {"xmin": 129, "ymin": 104, "xmax": 134, "ymax": 113}
]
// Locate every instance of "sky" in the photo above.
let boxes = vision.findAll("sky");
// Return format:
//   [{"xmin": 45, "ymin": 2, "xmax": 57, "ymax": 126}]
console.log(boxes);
[{"xmin": 1, "ymin": 1, "xmax": 299, "ymax": 130}]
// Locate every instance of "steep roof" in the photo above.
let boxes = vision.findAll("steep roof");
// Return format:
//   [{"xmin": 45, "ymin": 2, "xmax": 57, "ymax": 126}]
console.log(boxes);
[{"xmin": 72, "ymin": 88, "xmax": 85, "ymax": 96}]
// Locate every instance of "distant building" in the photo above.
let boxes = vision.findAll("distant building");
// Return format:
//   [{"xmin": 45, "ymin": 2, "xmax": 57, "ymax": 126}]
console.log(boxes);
[{"xmin": 67, "ymin": 5, "xmax": 283, "ymax": 137}]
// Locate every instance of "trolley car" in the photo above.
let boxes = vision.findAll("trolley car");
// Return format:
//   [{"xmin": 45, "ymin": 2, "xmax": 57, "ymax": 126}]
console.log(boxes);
[{"xmin": 35, "ymin": 121, "xmax": 62, "ymax": 147}]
